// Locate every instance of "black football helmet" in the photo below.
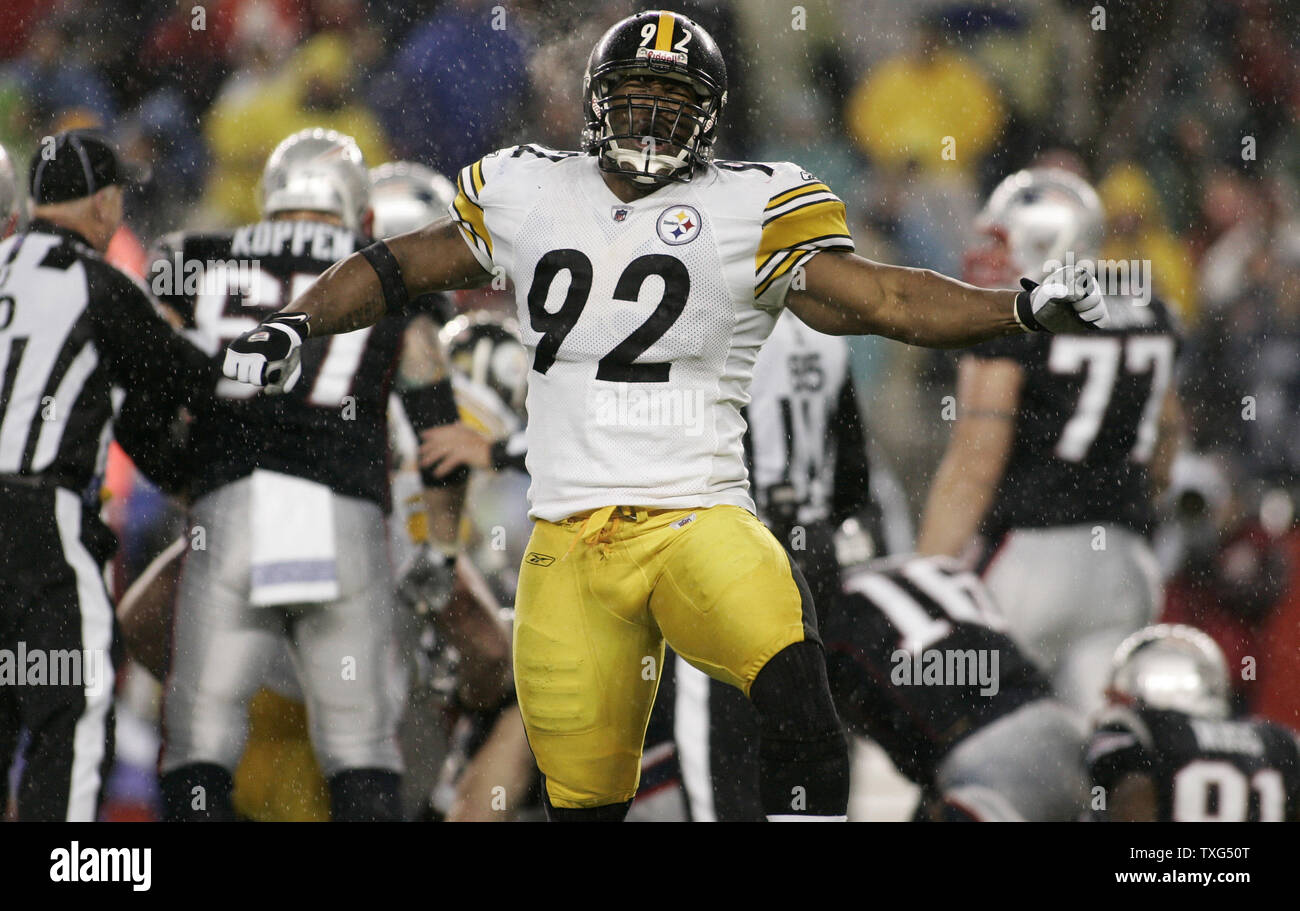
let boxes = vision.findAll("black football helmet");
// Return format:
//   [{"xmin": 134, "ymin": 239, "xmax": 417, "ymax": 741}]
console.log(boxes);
[
  {"xmin": 439, "ymin": 311, "xmax": 528, "ymax": 418},
  {"xmin": 581, "ymin": 10, "xmax": 727, "ymax": 184}
]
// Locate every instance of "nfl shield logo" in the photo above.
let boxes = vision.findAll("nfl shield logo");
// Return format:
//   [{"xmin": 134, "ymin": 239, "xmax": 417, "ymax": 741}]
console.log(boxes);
[{"xmin": 612, "ymin": 206, "xmax": 631, "ymax": 222}]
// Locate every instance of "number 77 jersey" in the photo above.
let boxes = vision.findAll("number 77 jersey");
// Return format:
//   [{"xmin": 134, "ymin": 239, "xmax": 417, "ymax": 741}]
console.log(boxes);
[
  {"xmin": 449, "ymin": 145, "xmax": 854, "ymax": 521},
  {"xmin": 965, "ymin": 295, "xmax": 1182, "ymax": 542}
]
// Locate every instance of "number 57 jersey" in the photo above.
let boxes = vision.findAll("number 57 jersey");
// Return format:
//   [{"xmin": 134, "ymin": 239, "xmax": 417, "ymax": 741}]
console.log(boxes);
[
  {"xmin": 151, "ymin": 222, "xmax": 417, "ymax": 508},
  {"xmin": 450, "ymin": 145, "xmax": 854, "ymax": 521}
]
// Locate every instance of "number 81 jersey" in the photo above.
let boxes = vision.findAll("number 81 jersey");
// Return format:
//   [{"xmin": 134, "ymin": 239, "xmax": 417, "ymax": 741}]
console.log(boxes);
[
  {"xmin": 1086, "ymin": 705, "xmax": 1300, "ymax": 821},
  {"xmin": 449, "ymin": 144, "xmax": 854, "ymax": 521}
]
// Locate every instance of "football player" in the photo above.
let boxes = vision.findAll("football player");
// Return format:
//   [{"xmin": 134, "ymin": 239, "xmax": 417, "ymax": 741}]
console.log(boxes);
[
  {"xmin": 392, "ymin": 310, "xmax": 536, "ymax": 821},
  {"xmin": 221, "ymin": 11, "xmax": 1109, "ymax": 822},
  {"xmin": 1088, "ymin": 624, "xmax": 1300, "ymax": 821},
  {"xmin": 917, "ymin": 168, "xmax": 1181, "ymax": 715},
  {"xmin": 825, "ymin": 554, "xmax": 1090, "ymax": 821},
  {"xmin": 154, "ymin": 130, "xmax": 468, "ymax": 821},
  {"xmin": 419, "ymin": 312, "xmax": 530, "ymax": 484}
]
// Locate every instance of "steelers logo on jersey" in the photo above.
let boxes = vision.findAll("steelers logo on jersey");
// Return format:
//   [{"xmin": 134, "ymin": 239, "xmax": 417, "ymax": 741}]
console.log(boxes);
[{"xmin": 657, "ymin": 205, "xmax": 702, "ymax": 245}]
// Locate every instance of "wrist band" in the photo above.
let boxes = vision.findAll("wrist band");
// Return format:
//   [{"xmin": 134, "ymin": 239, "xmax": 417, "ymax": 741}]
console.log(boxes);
[{"xmin": 1013, "ymin": 284, "xmax": 1043, "ymax": 332}]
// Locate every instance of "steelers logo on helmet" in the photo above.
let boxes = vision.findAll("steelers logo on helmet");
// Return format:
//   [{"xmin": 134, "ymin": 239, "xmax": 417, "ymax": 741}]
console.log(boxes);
[
  {"xmin": 582, "ymin": 11, "xmax": 728, "ymax": 185},
  {"xmin": 657, "ymin": 205, "xmax": 702, "ymax": 245}
]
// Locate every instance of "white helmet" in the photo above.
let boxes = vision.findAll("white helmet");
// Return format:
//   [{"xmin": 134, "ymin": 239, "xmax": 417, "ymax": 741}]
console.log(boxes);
[
  {"xmin": 978, "ymin": 168, "xmax": 1105, "ymax": 281},
  {"xmin": 369, "ymin": 161, "xmax": 456, "ymax": 239},
  {"xmin": 260, "ymin": 128, "xmax": 370, "ymax": 233},
  {"xmin": 0, "ymin": 143, "xmax": 18, "ymax": 227},
  {"xmin": 1107, "ymin": 624, "xmax": 1230, "ymax": 720}
]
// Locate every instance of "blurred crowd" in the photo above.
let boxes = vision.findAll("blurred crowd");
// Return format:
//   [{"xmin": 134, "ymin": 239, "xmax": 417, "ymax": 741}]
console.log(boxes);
[{"xmin": 4, "ymin": 0, "xmax": 1300, "ymax": 815}]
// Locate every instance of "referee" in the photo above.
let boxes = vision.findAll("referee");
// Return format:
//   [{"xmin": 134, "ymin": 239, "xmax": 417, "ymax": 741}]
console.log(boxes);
[{"xmin": 0, "ymin": 131, "xmax": 214, "ymax": 820}]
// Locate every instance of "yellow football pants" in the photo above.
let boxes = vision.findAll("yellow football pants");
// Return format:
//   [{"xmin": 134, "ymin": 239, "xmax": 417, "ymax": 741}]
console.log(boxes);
[{"xmin": 513, "ymin": 504, "xmax": 814, "ymax": 809}]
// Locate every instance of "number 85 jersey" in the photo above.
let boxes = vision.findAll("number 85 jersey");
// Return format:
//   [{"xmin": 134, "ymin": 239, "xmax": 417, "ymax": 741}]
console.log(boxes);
[{"xmin": 449, "ymin": 144, "xmax": 854, "ymax": 521}]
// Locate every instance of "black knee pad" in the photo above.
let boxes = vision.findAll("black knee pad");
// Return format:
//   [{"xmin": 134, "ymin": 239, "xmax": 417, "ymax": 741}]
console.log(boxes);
[
  {"xmin": 750, "ymin": 642, "xmax": 849, "ymax": 819},
  {"xmin": 750, "ymin": 641, "xmax": 843, "ymax": 742},
  {"xmin": 329, "ymin": 768, "xmax": 402, "ymax": 822},
  {"xmin": 161, "ymin": 762, "xmax": 235, "ymax": 822},
  {"xmin": 542, "ymin": 784, "xmax": 632, "ymax": 822}
]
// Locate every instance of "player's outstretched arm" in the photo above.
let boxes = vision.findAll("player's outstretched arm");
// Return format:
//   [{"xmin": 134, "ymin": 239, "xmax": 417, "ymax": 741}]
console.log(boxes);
[
  {"xmin": 223, "ymin": 218, "xmax": 490, "ymax": 390},
  {"xmin": 787, "ymin": 251, "xmax": 1108, "ymax": 347},
  {"xmin": 292, "ymin": 218, "xmax": 490, "ymax": 336}
]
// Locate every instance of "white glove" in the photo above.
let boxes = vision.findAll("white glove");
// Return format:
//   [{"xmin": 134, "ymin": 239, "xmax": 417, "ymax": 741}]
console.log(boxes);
[
  {"xmin": 1013, "ymin": 265, "xmax": 1110, "ymax": 333},
  {"xmin": 222, "ymin": 313, "xmax": 308, "ymax": 394}
]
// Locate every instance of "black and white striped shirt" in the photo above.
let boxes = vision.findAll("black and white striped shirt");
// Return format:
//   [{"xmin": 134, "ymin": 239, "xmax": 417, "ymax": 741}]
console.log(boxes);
[{"xmin": 0, "ymin": 220, "xmax": 213, "ymax": 494}]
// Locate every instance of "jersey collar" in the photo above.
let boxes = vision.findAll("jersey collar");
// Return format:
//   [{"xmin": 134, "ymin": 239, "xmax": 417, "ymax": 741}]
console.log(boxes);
[{"xmin": 27, "ymin": 217, "xmax": 96, "ymax": 250}]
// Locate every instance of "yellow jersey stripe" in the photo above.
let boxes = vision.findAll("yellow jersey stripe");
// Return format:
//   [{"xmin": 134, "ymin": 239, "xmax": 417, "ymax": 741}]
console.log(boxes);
[
  {"xmin": 471, "ymin": 159, "xmax": 485, "ymax": 196},
  {"xmin": 757, "ymin": 199, "xmax": 851, "ymax": 262},
  {"xmin": 452, "ymin": 175, "xmax": 492, "ymax": 256},
  {"xmin": 762, "ymin": 193, "xmax": 840, "ymax": 227},
  {"xmin": 655, "ymin": 11, "xmax": 675, "ymax": 50},
  {"xmin": 765, "ymin": 181, "xmax": 830, "ymax": 211},
  {"xmin": 755, "ymin": 251, "xmax": 810, "ymax": 299},
  {"xmin": 756, "ymin": 233, "xmax": 853, "ymax": 278}
]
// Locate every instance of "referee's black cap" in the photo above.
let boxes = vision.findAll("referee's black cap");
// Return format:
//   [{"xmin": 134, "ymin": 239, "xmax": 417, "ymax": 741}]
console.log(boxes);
[{"xmin": 28, "ymin": 130, "xmax": 149, "ymax": 205}]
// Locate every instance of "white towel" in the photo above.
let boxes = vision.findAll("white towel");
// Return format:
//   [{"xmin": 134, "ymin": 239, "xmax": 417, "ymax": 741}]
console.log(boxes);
[{"xmin": 248, "ymin": 469, "xmax": 340, "ymax": 606}]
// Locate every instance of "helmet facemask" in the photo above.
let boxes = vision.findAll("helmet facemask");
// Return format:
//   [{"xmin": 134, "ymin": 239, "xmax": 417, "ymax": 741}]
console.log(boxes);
[{"xmin": 584, "ymin": 69, "xmax": 723, "ymax": 185}]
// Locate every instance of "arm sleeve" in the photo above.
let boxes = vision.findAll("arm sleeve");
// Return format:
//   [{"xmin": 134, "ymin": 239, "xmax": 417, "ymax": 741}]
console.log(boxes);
[
  {"xmin": 830, "ymin": 375, "xmax": 873, "ymax": 525},
  {"xmin": 84, "ymin": 260, "xmax": 216, "ymax": 406},
  {"xmin": 754, "ymin": 164, "xmax": 855, "ymax": 312}
]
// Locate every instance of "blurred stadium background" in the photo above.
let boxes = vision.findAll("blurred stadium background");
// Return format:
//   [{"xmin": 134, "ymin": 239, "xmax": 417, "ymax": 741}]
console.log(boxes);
[{"xmin": 3, "ymin": 0, "xmax": 1300, "ymax": 820}]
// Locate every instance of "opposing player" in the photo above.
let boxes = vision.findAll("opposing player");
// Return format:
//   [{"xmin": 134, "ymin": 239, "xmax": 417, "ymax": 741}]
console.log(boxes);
[
  {"xmin": 1088, "ymin": 624, "xmax": 1300, "ymax": 821},
  {"xmin": 221, "ymin": 12, "xmax": 1109, "ymax": 821},
  {"xmin": 917, "ymin": 168, "xmax": 1180, "ymax": 715},
  {"xmin": 823, "ymin": 554, "xmax": 1089, "ymax": 821},
  {"xmin": 155, "ymin": 129, "xmax": 467, "ymax": 821},
  {"xmin": 419, "ymin": 311, "xmax": 531, "ymax": 484}
]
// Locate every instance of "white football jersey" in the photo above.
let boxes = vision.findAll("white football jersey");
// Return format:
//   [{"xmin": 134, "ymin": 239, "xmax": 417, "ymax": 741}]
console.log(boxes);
[{"xmin": 449, "ymin": 145, "xmax": 854, "ymax": 521}]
